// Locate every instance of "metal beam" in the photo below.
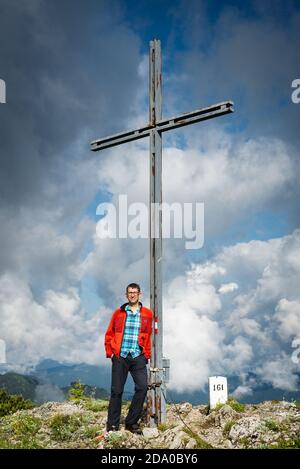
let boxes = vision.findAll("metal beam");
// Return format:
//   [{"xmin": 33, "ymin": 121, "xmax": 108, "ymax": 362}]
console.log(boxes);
[
  {"xmin": 148, "ymin": 39, "xmax": 165, "ymax": 426},
  {"xmin": 90, "ymin": 101, "xmax": 233, "ymax": 151}
]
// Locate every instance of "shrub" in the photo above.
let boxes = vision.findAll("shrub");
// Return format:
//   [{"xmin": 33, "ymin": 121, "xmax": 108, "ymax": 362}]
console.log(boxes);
[
  {"xmin": 264, "ymin": 419, "xmax": 280, "ymax": 432},
  {"xmin": 68, "ymin": 381, "xmax": 87, "ymax": 403},
  {"xmin": 104, "ymin": 432, "xmax": 127, "ymax": 449},
  {"xmin": 227, "ymin": 397, "xmax": 245, "ymax": 413},
  {"xmin": 0, "ymin": 388, "xmax": 34, "ymax": 417},
  {"xmin": 11, "ymin": 415, "xmax": 41, "ymax": 436},
  {"xmin": 223, "ymin": 419, "xmax": 235, "ymax": 437},
  {"xmin": 49, "ymin": 413, "xmax": 83, "ymax": 441},
  {"xmin": 84, "ymin": 399, "xmax": 109, "ymax": 412},
  {"xmin": 157, "ymin": 423, "xmax": 169, "ymax": 432}
]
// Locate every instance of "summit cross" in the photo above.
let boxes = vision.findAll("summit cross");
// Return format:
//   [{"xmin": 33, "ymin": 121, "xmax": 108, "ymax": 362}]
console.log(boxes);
[{"xmin": 91, "ymin": 39, "xmax": 234, "ymax": 426}]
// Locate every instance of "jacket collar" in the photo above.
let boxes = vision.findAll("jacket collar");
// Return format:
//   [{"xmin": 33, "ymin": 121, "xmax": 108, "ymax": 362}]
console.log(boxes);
[{"xmin": 120, "ymin": 301, "xmax": 143, "ymax": 312}]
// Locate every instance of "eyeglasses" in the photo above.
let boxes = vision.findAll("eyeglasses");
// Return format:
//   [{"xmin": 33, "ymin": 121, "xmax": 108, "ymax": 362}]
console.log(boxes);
[{"xmin": 127, "ymin": 291, "xmax": 139, "ymax": 295}]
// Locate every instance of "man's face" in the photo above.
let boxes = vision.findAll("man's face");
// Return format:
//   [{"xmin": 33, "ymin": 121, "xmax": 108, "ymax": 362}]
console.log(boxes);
[{"xmin": 126, "ymin": 288, "xmax": 140, "ymax": 305}]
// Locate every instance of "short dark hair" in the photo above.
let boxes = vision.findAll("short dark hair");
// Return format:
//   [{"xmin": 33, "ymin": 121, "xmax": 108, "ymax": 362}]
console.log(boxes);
[{"xmin": 126, "ymin": 283, "xmax": 141, "ymax": 293}]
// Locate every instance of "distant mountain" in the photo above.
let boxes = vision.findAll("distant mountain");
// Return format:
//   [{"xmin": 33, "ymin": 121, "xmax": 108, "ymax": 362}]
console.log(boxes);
[
  {"xmin": 33, "ymin": 359, "xmax": 134, "ymax": 400},
  {"xmin": 2, "ymin": 360, "xmax": 300, "ymax": 405},
  {"xmin": 0, "ymin": 372, "xmax": 39, "ymax": 400},
  {"xmin": 34, "ymin": 360, "xmax": 111, "ymax": 388},
  {"xmin": 62, "ymin": 382, "xmax": 109, "ymax": 400},
  {"xmin": 0, "ymin": 371, "xmax": 109, "ymax": 403}
]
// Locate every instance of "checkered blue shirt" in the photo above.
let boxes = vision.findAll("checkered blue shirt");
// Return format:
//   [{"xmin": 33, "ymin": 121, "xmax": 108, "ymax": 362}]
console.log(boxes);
[{"xmin": 120, "ymin": 304, "xmax": 141, "ymax": 358}]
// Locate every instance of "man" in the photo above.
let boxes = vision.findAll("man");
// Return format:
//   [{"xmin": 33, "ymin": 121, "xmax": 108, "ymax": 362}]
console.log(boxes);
[{"xmin": 104, "ymin": 283, "xmax": 153, "ymax": 434}]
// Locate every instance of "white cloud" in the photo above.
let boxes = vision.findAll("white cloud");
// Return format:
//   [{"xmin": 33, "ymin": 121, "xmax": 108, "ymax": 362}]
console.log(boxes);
[
  {"xmin": 218, "ymin": 282, "xmax": 238, "ymax": 294},
  {"xmin": 256, "ymin": 354, "xmax": 299, "ymax": 391},
  {"xmin": 162, "ymin": 229, "xmax": 300, "ymax": 392},
  {"xmin": 274, "ymin": 298, "xmax": 300, "ymax": 341},
  {"xmin": 0, "ymin": 272, "xmax": 110, "ymax": 369}
]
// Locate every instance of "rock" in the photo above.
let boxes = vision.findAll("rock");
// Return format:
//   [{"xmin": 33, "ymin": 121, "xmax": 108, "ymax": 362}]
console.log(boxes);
[
  {"xmin": 223, "ymin": 439, "xmax": 233, "ymax": 448},
  {"xmin": 1, "ymin": 398, "xmax": 299, "ymax": 450},
  {"xmin": 186, "ymin": 438, "xmax": 197, "ymax": 449},
  {"xmin": 169, "ymin": 430, "xmax": 189, "ymax": 449},
  {"xmin": 179, "ymin": 402, "xmax": 193, "ymax": 414},
  {"xmin": 229, "ymin": 417, "xmax": 262, "ymax": 442},
  {"xmin": 142, "ymin": 427, "xmax": 159, "ymax": 439},
  {"xmin": 215, "ymin": 405, "xmax": 239, "ymax": 428}
]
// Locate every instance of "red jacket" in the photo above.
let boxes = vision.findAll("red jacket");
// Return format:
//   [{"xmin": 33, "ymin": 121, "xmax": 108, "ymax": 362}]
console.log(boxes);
[{"xmin": 104, "ymin": 303, "xmax": 153, "ymax": 359}]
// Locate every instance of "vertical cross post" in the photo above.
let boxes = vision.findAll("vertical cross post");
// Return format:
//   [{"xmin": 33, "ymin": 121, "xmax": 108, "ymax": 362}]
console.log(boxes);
[
  {"xmin": 148, "ymin": 39, "xmax": 166, "ymax": 426},
  {"xmin": 90, "ymin": 38, "xmax": 234, "ymax": 428}
]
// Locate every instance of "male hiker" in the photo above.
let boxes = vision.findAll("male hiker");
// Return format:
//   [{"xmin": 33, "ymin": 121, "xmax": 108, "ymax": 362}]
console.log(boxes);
[{"xmin": 104, "ymin": 283, "xmax": 153, "ymax": 434}]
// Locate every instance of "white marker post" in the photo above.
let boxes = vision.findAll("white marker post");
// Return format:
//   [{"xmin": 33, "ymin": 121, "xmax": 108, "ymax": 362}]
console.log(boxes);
[{"xmin": 208, "ymin": 376, "xmax": 228, "ymax": 409}]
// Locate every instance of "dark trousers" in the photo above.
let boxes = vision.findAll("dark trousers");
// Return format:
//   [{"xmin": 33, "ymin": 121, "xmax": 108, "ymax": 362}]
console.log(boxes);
[{"xmin": 107, "ymin": 353, "xmax": 148, "ymax": 428}]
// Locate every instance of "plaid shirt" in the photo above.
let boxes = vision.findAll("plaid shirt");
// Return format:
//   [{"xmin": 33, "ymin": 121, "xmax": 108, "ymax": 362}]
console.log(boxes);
[{"xmin": 120, "ymin": 304, "xmax": 141, "ymax": 358}]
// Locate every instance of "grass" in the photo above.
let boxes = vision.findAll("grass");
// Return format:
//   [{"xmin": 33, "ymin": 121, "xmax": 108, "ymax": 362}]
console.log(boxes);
[
  {"xmin": 48, "ymin": 412, "xmax": 84, "ymax": 441},
  {"xmin": 258, "ymin": 434, "xmax": 300, "ymax": 449},
  {"xmin": 83, "ymin": 398, "xmax": 109, "ymax": 412},
  {"xmin": 0, "ymin": 414, "xmax": 44, "ymax": 449},
  {"xmin": 223, "ymin": 419, "xmax": 235, "ymax": 437},
  {"xmin": 240, "ymin": 436, "xmax": 251, "ymax": 448},
  {"xmin": 11, "ymin": 415, "xmax": 42, "ymax": 436},
  {"xmin": 182, "ymin": 428, "xmax": 213, "ymax": 449},
  {"xmin": 227, "ymin": 397, "xmax": 245, "ymax": 413},
  {"xmin": 104, "ymin": 432, "xmax": 127, "ymax": 449},
  {"xmin": 210, "ymin": 397, "xmax": 245, "ymax": 413},
  {"xmin": 264, "ymin": 419, "xmax": 280, "ymax": 432},
  {"xmin": 157, "ymin": 423, "xmax": 169, "ymax": 432}
]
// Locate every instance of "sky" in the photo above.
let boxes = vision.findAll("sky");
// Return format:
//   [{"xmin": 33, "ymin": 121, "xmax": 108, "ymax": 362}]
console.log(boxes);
[{"xmin": 0, "ymin": 0, "xmax": 300, "ymax": 398}]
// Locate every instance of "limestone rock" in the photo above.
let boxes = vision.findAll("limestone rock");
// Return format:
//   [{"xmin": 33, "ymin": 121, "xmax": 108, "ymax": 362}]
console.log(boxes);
[
  {"xmin": 229, "ymin": 416, "xmax": 262, "ymax": 442},
  {"xmin": 142, "ymin": 427, "xmax": 159, "ymax": 440}
]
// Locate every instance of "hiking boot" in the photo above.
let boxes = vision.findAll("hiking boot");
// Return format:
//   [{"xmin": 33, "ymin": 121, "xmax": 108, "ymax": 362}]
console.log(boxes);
[
  {"xmin": 125, "ymin": 423, "xmax": 142, "ymax": 435},
  {"xmin": 106, "ymin": 424, "xmax": 119, "ymax": 432}
]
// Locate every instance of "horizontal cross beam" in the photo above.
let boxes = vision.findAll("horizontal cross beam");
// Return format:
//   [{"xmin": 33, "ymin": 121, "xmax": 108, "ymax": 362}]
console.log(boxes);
[{"xmin": 90, "ymin": 101, "xmax": 233, "ymax": 151}]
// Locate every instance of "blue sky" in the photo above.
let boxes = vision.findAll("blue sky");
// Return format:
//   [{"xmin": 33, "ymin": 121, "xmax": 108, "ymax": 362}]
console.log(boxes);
[{"xmin": 0, "ymin": 0, "xmax": 300, "ymax": 396}]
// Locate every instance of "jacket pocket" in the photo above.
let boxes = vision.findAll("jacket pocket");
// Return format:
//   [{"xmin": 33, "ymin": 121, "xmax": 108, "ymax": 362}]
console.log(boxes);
[
  {"xmin": 115, "ymin": 317, "xmax": 123, "ymax": 333},
  {"xmin": 140, "ymin": 317, "xmax": 152, "ymax": 334}
]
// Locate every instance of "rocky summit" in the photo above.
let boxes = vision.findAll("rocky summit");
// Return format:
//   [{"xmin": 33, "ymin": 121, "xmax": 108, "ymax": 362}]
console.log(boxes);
[{"xmin": 0, "ymin": 399, "xmax": 299, "ymax": 449}]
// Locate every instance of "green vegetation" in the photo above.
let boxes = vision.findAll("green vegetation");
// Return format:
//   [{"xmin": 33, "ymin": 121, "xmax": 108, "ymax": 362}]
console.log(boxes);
[
  {"xmin": 84, "ymin": 398, "xmax": 109, "ymax": 412},
  {"xmin": 227, "ymin": 397, "xmax": 245, "ymax": 413},
  {"xmin": 104, "ymin": 431, "xmax": 127, "ymax": 449},
  {"xmin": 223, "ymin": 419, "xmax": 235, "ymax": 437},
  {"xmin": 157, "ymin": 422, "xmax": 169, "ymax": 432},
  {"xmin": 240, "ymin": 436, "xmax": 251, "ymax": 448},
  {"xmin": 273, "ymin": 434, "xmax": 300, "ymax": 449},
  {"xmin": 67, "ymin": 381, "xmax": 88, "ymax": 402},
  {"xmin": 264, "ymin": 419, "xmax": 280, "ymax": 432},
  {"xmin": 11, "ymin": 415, "xmax": 41, "ymax": 436},
  {"xmin": 0, "ymin": 373, "xmax": 39, "ymax": 401},
  {"xmin": 0, "ymin": 388, "xmax": 34, "ymax": 417},
  {"xmin": 210, "ymin": 397, "xmax": 245, "ymax": 413},
  {"xmin": 64, "ymin": 381, "xmax": 109, "ymax": 401},
  {"xmin": 48, "ymin": 412, "xmax": 84, "ymax": 441},
  {"xmin": 0, "ymin": 413, "xmax": 44, "ymax": 449},
  {"xmin": 182, "ymin": 428, "xmax": 213, "ymax": 449},
  {"xmin": 258, "ymin": 434, "xmax": 300, "ymax": 449}
]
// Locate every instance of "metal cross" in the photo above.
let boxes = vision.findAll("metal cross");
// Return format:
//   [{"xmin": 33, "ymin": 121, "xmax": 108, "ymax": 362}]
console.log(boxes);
[{"xmin": 91, "ymin": 39, "xmax": 234, "ymax": 426}]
